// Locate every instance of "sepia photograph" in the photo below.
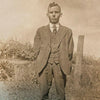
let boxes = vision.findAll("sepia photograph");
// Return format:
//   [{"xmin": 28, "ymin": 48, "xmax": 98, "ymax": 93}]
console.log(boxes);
[{"xmin": 0, "ymin": 0, "xmax": 100, "ymax": 100}]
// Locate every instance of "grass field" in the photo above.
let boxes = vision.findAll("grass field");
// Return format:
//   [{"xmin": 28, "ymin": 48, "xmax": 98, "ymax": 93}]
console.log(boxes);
[{"xmin": 0, "ymin": 58, "xmax": 100, "ymax": 100}]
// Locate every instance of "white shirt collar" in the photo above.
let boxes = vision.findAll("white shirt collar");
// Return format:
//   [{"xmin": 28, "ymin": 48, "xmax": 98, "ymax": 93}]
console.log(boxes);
[{"xmin": 49, "ymin": 23, "xmax": 60, "ymax": 32}]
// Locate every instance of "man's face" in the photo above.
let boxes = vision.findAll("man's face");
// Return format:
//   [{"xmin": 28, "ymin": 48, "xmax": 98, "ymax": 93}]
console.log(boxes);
[{"xmin": 47, "ymin": 6, "xmax": 62, "ymax": 24}]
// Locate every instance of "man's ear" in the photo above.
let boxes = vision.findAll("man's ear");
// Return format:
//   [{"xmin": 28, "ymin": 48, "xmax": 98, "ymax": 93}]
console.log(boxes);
[
  {"xmin": 60, "ymin": 13, "xmax": 63, "ymax": 17},
  {"xmin": 46, "ymin": 13, "xmax": 49, "ymax": 17}
]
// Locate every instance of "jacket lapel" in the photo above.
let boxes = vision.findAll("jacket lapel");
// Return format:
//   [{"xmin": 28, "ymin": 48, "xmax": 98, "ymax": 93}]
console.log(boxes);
[
  {"xmin": 56, "ymin": 24, "xmax": 66, "ymax": 47},
  {"xmin": 43, "ymin": 25, "xmax": 51, "ymax": 46}
]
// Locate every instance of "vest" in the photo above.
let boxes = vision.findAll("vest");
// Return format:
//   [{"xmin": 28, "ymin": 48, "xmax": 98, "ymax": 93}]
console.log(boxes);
[{"xmin": 48, "ymin": 31, "xmax": 59, "ymax": 64}]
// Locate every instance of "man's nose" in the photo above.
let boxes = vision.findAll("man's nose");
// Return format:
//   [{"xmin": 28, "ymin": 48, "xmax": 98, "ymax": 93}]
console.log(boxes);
[{"xmin": 52, "ymin": 12, "xmax": 56, "ymax": 17}]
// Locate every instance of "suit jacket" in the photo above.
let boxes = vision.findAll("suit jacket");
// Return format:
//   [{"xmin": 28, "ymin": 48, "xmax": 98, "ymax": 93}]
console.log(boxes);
[{"xmin": 33, "ymin": 24, "xmax": 74, "ymax": 75}]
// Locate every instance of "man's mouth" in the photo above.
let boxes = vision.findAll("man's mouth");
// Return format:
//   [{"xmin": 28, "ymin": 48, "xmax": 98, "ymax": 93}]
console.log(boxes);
[{"xmin": 52, "ymin": 19, "xmax": 57, "ymax": 21}]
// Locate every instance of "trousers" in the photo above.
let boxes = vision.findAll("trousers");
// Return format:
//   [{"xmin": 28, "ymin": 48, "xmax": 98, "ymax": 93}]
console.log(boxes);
[{"xmin": 38, "ymin": 62, "xmax": 66, "ymax": 100}]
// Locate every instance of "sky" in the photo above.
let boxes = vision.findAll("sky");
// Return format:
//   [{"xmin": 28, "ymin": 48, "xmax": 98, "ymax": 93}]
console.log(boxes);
[{"xmin": 0, "ymin": 0, "xmax": 100, "ymax": 58}]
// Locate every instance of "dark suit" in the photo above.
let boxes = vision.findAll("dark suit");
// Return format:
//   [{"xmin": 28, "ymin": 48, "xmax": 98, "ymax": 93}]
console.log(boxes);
[{"xmin": 33, "ymin": 24, "xmax": 74, "ymax": 100}]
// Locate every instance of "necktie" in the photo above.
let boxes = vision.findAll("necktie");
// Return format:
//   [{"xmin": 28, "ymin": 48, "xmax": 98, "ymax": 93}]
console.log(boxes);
[{"xmin": 53, "ymin": 25, "xmax": 57, "ymax": 34}]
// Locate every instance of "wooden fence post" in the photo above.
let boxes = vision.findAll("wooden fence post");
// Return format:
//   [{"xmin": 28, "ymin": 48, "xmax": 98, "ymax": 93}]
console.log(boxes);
[{"xmin": 74, "ymin": 35, "xmax": 84, "ymax": 89}]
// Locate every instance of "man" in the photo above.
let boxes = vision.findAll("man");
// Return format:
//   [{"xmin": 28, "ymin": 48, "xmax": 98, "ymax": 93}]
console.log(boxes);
[{"xmin": 33, "ymin": 2, "xmax": 74, "ymax": 100}]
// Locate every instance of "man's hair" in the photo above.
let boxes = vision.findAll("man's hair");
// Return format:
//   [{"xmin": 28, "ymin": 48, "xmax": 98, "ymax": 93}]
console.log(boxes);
[{"xmin": 48, "ymin": 2, "xmax": 61, "ymax": 12}]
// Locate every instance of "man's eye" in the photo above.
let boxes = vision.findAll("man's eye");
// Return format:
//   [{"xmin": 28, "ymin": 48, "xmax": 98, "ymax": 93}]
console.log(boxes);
[
  {"xmin": 50, "ymin": 12, "xmax": 53, "ymax": 14},
  {"xmin": 55, "ymin": 11, "xmax": 59, "ymax": 13}
]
